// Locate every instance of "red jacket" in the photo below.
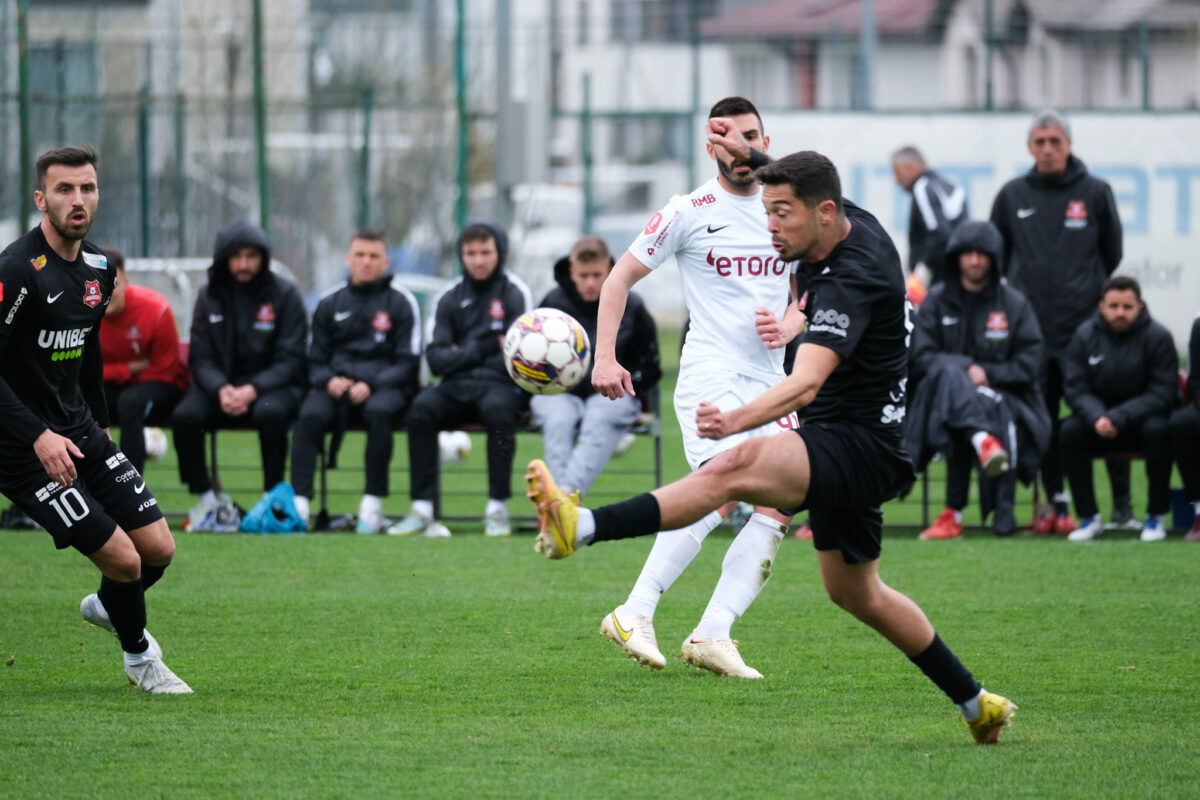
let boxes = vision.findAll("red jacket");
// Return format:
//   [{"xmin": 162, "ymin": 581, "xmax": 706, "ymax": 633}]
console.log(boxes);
[{"xmin": 100, "ymin": 284, "xmax": 190, "ymax": 390}]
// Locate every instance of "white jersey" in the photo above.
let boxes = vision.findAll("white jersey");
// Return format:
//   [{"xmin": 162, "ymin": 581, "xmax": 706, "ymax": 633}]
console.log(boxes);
[{"xmin": 628, "ymin": 177, "xmax": 793, "ymax": 383}]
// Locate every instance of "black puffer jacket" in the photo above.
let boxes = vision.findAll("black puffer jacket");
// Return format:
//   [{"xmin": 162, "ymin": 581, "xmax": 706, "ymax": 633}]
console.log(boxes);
[
  {"xmin": 539, "ymin": 255, "xmax": 661, "ymax": 400},
  {"xmin": 426, "ymin": 222, "xmax": 531, "ymax": 383},
  {"xmin": 308, "ymin": 275, "xmax": 421, "ymax": 393},
  {"xmin": 188, "ymin": 219, "xmax": 308, "ymax": 397},
  {"xmin": 1063, "ymin": 305, "xmax": 1178, "ymax": 429},
  {"xmin": 989, "ymin": 154, "xmax": 1122, "ymax": 357}
]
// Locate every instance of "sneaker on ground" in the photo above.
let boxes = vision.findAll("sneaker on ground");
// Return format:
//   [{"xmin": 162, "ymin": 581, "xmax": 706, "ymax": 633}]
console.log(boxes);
[
  {"xmin": 612, "ymin": 432, "xmax": 637, "ymax": 457},
  {"xmin": 1139, "ymin": 514, "xmax": 1167, "ymax": 542},
  {"xmin": 424, "ymin": 521, "xmax": 452, "ymax": 538},
  {"xmin": 484, "ymin": 508, "xmax": 511, "ymax": 537},
  {"xmin": 1032, "ymin": 505, "xmax": 1055, "ymax": 535},
  {"xmin": 525, "ymin": 459, "xmax": 579, "ymax": 559},
  {"xmin": 186, "ymin": 499, "xmax": 219, "ymax": 532},
  {"xmin": 386, "ymin": 512, "xmax": 430, "ymax": 536},
  {"xmin": 1067, "ymin": 514, "xmax": 1103, "ymax": 541},
  {"xmin": 125, "ymin": 655, "xmax": 192, "ymax": 695},
  {"xmin": 600, "ymin": 606, "xmax": 665, "ymax": 670},
  {"xmin": 919, "ymin": 508, "xmax": 964, "ymax": 541},
  {"xmin": 680, "ymin": 636, "xmax": 763, "ymax": 679},
  {"xmin": 978, "ymin": 435, "xmax": 1009, "ymax": 478},
  {"xmin": 1105, "ymin": 505, "xmax": 1140, "ymax": 531},
  {"xmin": 965, "ymin": 692, "xmax": 1016, "ymax": 744},
  {"xmin": 1054, "ymin": 512, "xmax": 1079, "ymax": 535},
  {"xmin": 80, "ymin": 594, "xmax": 162, "ymax": 658},
  {"xmin": 1185, "ymin": 515, "xmax": 1200, "ymax": 542},
  {"xmin": 355, "ymin": 515, "xmax": 383, "ymax": 534}
]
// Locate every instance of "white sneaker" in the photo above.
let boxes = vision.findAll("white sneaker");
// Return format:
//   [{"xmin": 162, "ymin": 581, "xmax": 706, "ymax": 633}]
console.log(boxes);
[
  {"xmin": 424, "ymin": 521, "xmax": 452, "ymax": 538},
  {"xmin": 1067, "ymin": 514, "xmax": 1104, "ymax": 542},
  {"xmin": 484, "ymin": 507, "xmax": 511, "ymax": 537},
  {"xmin": 386, "ymin": 512, "xmax": 430, "ymax": 536},
  {"xmin": 600, "ymin": 606, "xmax": 666, "ymax": 670},
  {"xmin": 1139, "ymin": 514, "xmax": 1167, "ymax": 542},
  {"xmin": 613, "ymin": 432, "xmax": 637, "ymax": 457},
  {"xmin": 80, "ymin": 593, "xmax": 162, "ymax": 658},
  {"xmin": 681, "ymin": 635, "xmax": 763, "ymax": 678},
  {"xmin": 125, "ymin": 654, "xmax": 192, "ymax": 694}
]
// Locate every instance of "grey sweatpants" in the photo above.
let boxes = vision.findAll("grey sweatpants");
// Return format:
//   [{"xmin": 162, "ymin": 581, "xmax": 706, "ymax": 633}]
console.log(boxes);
[{"xmin": 531, "ymin": 392, "xmax": 639, "ymax": 495}]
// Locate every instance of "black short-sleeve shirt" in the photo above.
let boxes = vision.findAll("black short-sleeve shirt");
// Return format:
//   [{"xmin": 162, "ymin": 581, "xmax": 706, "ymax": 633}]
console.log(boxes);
[{"xmin": 796, "ymin": 201, "xmax": 912, "ymax": 449}]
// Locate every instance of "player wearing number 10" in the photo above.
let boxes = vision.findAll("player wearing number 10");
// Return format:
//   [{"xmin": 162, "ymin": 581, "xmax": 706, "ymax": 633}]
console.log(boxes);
[{"xmin": 0, "ymin": 146, "xmax": 190, "ymax": 694}]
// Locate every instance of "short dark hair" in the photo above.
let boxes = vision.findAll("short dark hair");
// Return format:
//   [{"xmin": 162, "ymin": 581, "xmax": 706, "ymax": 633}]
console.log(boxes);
[
  {"xmin": 569, "ymin": 235, "xmax": 610, "ymax": 266},
  {"xmin": 102, "ymin": 246, "xmax": 125, "ymax": 272},
  {"xmin": 1102, "ymin": 275, "xmax": 1142, "ymax": 301},
  {"xmin": 756, "ymin": 151, "xmax": 843, "ymax": 211},
  {"xmin": 708, "ymin": 96, "xmax": 763, "ymax": 134},
  {"xmin": 351, "ymin": 227, "xmax": 387, "ymax": 245},
  {"xmin": 459, "ymin": 222, "xmax": 497, "ymax": 246},
  {"xmin": 36, "ymin": 146, "xmax": 99, "ymax": 189}
]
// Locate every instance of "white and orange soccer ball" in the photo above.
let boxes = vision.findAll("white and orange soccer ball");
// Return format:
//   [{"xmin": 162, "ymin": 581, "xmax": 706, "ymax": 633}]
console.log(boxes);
[{"xmin": 503, "ymin": 307, "xmax": 591, "ymax": 395}]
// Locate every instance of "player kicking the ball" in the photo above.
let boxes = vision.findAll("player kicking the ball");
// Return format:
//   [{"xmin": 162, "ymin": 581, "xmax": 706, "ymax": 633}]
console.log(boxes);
[
  {"xmin": 0, "ymin": 146, "xmax": 190, "ymax": 694},
  {"xmin": 530, "ymin": 149, "xmax": 1014, "ymax": 744},
  {"xmin": 588, "ymin": 97, "xmax": 806, "ymax": 679}
]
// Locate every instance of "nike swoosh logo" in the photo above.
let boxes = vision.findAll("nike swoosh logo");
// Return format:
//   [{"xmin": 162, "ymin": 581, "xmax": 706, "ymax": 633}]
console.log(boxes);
[
  {"xmin": 820, "ymin": 266, "xmax": 831, "ymax": 275},
  {"xmin": 1088, "ymin": 354, "xmax": 1104, "ymax": 365},
  {"xmin": 942, "ymin": 316, "xmax": 959, "ymax": 325},
  {"xmin": 460, "ymin": 299, "xmax": 472, "ymax": 308},
  {"xmin": 133, "ymin": 482, "xmax": 146, "ymax": 494},
  {"xmin": 47, "ymin": 292, "xmax": 63, "ymax": 303},
  {"xmin": 334, "ymin": 311, "xmax": 352, "ymax": 322},
  {"xmin": 706, "ymin": 224, "xmax": 730, "ymax": 234},
  {"xmin": 1017, "ymin": 207, "xmax": 1037, "ymax": 219},
  {"xmin": 610, "ymin": 613, "xmax": 633, "ymax": 642},
  {"xmin": 208, "ymin": 314, "xmax": 223, "ymax": 323}
]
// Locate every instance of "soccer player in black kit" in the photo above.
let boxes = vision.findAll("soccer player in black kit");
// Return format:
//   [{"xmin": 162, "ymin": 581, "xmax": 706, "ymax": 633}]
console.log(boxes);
[
  {"xmin": 527, "ymin": 145, "xmax": 1014, "ymax": 744},
  {"xmin": 0, "ymin": 146, "xmax": 190, "ymax": 694}
]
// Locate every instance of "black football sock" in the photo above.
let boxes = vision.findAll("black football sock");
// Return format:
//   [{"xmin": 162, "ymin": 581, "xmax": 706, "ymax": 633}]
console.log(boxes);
[
  {"xmin": 97, "ymin": 576, "xmax": 149, "ymax": 654},
  {"xmin": 908, "ymin": 633, "xmax": 981, "ymax": 705},
  {"xmin": 141, "ymin": 562, "xmax": 169, "ymax": 591},
  {"xmin": 591, "ymin": 493, "xmax": 661, "ymax": 544}
]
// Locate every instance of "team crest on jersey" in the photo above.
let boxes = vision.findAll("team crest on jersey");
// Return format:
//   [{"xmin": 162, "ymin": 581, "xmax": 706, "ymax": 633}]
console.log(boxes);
[
  {"xmin": 1065, "ymin": 200, "xmax": 1088, "ymax": 230},
  {"xmin": 254, "ymin": 303, "xmax": 275, "ymax": 331},
  {"xmin": 985, "ymin": 310, "xmax": 1010, "ymax": 339},
  {"xmin": 372, "ymin": 311, "xmax": 391, "ymax": 332},
  {"xmin": 30, "ymin": 254, "xmax": 46, "ymax": 271},
  {"xmin": 82, "ymin": 280, "xmax": 102, "ymax": 308},
  {"xmin": 489, "ymin": 299, "xmax": 504, "ymax": 320},
  {"xmin": 82, "ymin": 251, "xmax": 108, "ymax": 270}
]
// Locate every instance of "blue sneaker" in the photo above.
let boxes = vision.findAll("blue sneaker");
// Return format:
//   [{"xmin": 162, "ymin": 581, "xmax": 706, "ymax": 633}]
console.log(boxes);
[{"xmin": 1139, "ymin": 514, "xmax": 1166, "ymax": 542}]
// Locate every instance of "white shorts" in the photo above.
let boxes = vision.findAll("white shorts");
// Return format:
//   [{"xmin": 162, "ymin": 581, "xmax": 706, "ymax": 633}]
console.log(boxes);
[{"xmin": 673, "ymin": 365, "xmax": 800, "ymax": 471}]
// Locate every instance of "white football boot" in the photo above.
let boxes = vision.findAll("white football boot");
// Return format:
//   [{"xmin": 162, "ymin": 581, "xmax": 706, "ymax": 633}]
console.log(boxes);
[
  {"xmin": 600, "ymin": 605, "xmax": 666, "ymax": 670},
  {"xmin": 681, "ymin": 635, "xmax": 764, "ymax": 679}
]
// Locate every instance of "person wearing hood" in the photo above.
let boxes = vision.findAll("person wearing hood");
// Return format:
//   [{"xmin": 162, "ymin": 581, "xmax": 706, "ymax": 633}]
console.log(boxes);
[
  {"xmin": 529, "ymin": 236, "xmax": 661, "ymax": 498},
  {"xmin": 385, "ymin": 222, "xmax": 531, "ymax": 538},
  {"xmin": 289, "ymin": 229, "xmax": 422, "ymax": 533},
  {"xmin": 170, "ymin": 219, "xmax": 308, "ymax": 526},
  {"xmin": 906, "ymin": 220, "xmax": 1050, "ymax": 538},
  {"xmin": 1061, "ymin": 276, "xmax": 1177, "ymax": 542},
  {"xmin": 990, "ymin": 109, "xmax": 1126, "ymax": 535}
]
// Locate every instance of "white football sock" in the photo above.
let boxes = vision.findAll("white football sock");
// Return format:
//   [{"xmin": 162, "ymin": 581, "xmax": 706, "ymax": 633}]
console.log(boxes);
[
  {"xmin": 952, "ymin": 509, "xmax": 963, "ymax": 523},
  {"xmin": 486, "ymin": 498, "xmax": 507, "ymax": 517},
  {"xmin": 970, "ymin": 431, "xmax": 989, "ymax": 455},
  {"xmin": 693, "ymin": 512, "xmax": 786, "ymax": 639},
  {"xmin": 957, "ymin": 688, "xmax": 985, "ymax": 721},
  {"xmin": 624, "ymin": 510, "xmax": 723, "ymax": 619},
  {"xmin": 576, "ymin": 508, "xmax": 596, "ymax": 545},
  {"xmin": 358, "ymin": 494, "xmax": 381, "ymax": 522},
  {"xmin": 199, "ymin": 489, "xmax": 218, "ymax": 506},
  {"xmin": 294, "ymin": 495, "xmax": 310, "ymax": 522},
  {"xmin": 412, "ymin": 500, "xmax": 434, "ymax": 521}
]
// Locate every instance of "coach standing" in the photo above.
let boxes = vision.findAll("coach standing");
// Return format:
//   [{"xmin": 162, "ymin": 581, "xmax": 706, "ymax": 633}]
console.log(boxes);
[{"xmin": 990, "ymin": 109, "xmax": 1123, "ymax": 535}]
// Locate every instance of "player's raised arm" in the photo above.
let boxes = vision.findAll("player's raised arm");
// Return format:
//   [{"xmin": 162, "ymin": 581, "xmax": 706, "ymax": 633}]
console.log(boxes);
[{"xmin": 592, "ymin": 253, "xmax": 650, "ymax": 400}]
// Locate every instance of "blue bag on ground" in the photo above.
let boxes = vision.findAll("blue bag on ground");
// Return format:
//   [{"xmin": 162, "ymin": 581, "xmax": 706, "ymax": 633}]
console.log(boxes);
[{"xmin": 239, "ymin": 482, "xmax": 306, "ymax": 534}]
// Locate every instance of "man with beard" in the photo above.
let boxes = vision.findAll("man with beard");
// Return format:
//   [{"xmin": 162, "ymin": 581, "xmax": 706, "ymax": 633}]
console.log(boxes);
[
  {"xmin": 528, "ymin": 150, "xmax": 1015, "ymax": 744},
  {"xmin": 0, "ymin": 146, "xmax": 190, "ymax": 693}
]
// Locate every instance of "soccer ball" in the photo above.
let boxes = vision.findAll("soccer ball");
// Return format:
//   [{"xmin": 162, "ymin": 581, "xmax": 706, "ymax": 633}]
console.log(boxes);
[
  {"xmin": 438, "ymin": 430, "xmax": 472, "ymax": 464},
  {"xmin": 143, "ymin": 426, "xmax": 169, "ymax": 461},
  {"xmin": 503, "ymin": 307, "xmax": 591, "ymax": 395}
]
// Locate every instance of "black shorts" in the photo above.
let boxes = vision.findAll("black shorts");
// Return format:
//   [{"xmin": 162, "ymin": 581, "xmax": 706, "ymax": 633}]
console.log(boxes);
[
  {"xmin": 787, "ymin": 421, "xmax": 915, "ymax": 565},
  {"xmin": 0, "ymin": 423, "xmax": 164, "ymax": 555}
]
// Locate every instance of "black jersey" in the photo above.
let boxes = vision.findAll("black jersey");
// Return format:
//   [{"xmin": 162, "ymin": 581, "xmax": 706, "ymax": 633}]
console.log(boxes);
[
  {"xmin": 0, "ymin": 226, "xmax": 113, "ymax": 448},
  {"xmin": 797, "ymin": 201, "xmax": 911, "ymax": 446}
]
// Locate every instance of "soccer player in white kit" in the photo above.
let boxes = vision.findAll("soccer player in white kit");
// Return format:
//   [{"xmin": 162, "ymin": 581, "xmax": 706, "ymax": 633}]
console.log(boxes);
[{"xmin": 590, "ymin": 97, "xmax": 807, "ymax": 677}]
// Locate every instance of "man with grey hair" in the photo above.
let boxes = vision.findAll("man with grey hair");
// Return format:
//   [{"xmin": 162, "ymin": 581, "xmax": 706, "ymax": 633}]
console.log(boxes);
[
  {"xmin": 891, "ymin": 145, "xmax": 968, "ymax": 292},
  {"xmin": 989, "ymin": 108, "xmax": 1124, "ymax": 535}
]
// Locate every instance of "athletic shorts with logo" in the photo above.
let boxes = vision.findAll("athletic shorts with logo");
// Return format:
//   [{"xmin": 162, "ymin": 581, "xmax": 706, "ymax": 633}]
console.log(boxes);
[
  {"xmin": 0, "ymin": 422, "xmax": 164, "ymax": 554},
  {"xmin": 674, "ymin": 364, "xmax": 798, "ymax": 471},
  {"xmin": 789, "ymin": 421, "xmax": 915, "ymax": 565}
]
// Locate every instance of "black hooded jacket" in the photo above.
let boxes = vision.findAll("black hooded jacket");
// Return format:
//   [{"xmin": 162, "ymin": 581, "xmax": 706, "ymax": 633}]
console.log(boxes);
[
  {"xmin": 989, "ymin": 154, "xmax": 1122, "ymax": 357},
  {"xmin": 1063, "ymin": 305, "xmax": 1178, "ymax": 430},
  {"xmin": 910, "ymin": 220, "xmax": 1051, "ymax": 478},
  {"xmin": 188, "ymin": 219, "xmax": 308, "ymax": 397},
  {"xmin": 426, "ymin": 222, "xmax": 531, "ymax": 383},
  {"xmin": 538, "ymin": 255, "xmax": 661, "ymax": 400}
]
